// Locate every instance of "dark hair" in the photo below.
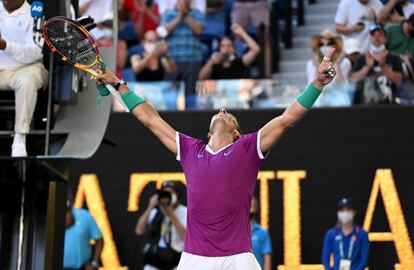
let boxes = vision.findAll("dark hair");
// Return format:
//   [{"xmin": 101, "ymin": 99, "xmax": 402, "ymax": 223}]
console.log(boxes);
[
  {"xmin": 220, "ymin": 36, "xmax": 234, "ymax": 47},
  {"xmin": 409, "ymin": 13, "xmax": 414, "ymax": 25}
]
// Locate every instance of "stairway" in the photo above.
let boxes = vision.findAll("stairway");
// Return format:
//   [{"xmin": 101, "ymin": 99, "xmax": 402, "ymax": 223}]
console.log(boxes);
[{"xmin": 273, "ymin": 0, "xmax": 341, "ymax": 87}]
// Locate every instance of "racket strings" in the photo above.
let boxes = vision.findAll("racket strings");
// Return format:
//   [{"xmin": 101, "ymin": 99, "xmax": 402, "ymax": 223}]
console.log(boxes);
[{"xmin": 45, "ymin": 21, "xmax": 97, "ymax": 67}]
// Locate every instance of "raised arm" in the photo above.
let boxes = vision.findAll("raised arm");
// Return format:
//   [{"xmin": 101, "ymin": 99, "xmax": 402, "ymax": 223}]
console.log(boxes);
[
  {"xmin": 94, "ymin": 69, "xmax": 177, "ymax": 155},
  {"xmin": 259, "ymin": 48, "xmax": 337, "ymax": 153},
  {"xmin": 231, "ymin": 23, "xmax": 261, "ymax": 66}
]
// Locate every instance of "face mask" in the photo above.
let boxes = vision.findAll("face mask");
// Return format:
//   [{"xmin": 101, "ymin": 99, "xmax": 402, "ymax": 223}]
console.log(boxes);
[
  {"xmin": 144, "ymin": 43, "xmax": 156, "ymax": 53},
  {"xmin": 171, "ymin": 193, "xmax": 178, "ymax": 205},
  {"xmin": 320, "ymin": 45, "xmax": 333, "ymax": 56},
  {"xmin": 370, "ymin": 44, "xmax": 385, "ymax": 53},
  {"xmin": 337, "ymin": 211, "xmax": 354, "ymax": 224},
  {"xmin": 100, "ymin": 28, "xmax": 113, "ymax": 38}
]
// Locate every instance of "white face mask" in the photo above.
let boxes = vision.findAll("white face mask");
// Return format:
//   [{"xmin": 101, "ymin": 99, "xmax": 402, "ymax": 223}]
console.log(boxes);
[
  {"xmin": 337, "ymin": 211, "xmax": 354, "ymax": 224},
  {"xmin": 144, "ymin": 43, "xmax": 156, "ymax": 53},
  {"xmin": 370, "ymin": 44, "xmax": 385, "ymax": 53},
  {"xmin": 320, "ymin": 45, "xmax": 333, "ymax": 56},
  {"xmin": 171, "ymin": 192, "xmax": 178, "ymax": 205}
]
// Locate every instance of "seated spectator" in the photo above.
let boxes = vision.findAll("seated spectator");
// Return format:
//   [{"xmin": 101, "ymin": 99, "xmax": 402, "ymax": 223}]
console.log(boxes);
[
  {"xmin": 335, "ymin": 0, "xmax": 383, "ymax": 53},
  {"xmin": 307, "ymin": 28, "xmax": 353, "ymax": 106},
  {"xmin": 199, "ymin": 23, "xmax": 260, "ymax": 80},
  {"xmin": 130, "ymin": 30, "xmax": 176, "ymax": 81},
  {"xmin": 386, "ymin": 13, "xmax": 414, "ymax": 103},
  {"xmin": 78, "ymin": 0, "xmax": 113, "ymax": 40},
  {"xmin": 64, "ymin": 190, "xmax": 103, "ymax": 270},
  {"xmin": 0, "ymin": 0, "xmax": 48, "ymax": 157},
  {"xmin": 379, "ymin": 0, "xmax": 414, "ymax": 23},
  {"xmin": 161, "ymin": 0, "xmax": 204, "ymax": 109},
  {"xmin": 344, "ymin": 38, "xmax": 362, "ymax": 66},
  {"xmin": 386, "ymin": 13, "xmax": 414, "ymax": 54},
  {"xmin": 231, "ymin": 0, "xmax": 270, "ymax": 75},
  {"xmin": 351, "ymin": 24, "xmax": 403, "ymax": 104},
  {"xmin": 132, "ymin": 0, "xmax": 160, "ymax": 40},
  {"xmin": 158, "ymin": 0, "xmax": 206, "ymax": 15}
]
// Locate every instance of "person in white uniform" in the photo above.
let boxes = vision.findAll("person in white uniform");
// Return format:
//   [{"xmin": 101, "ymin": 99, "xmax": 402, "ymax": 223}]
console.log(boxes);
[{"xmin": 0, "ymin": 0, "xmax": 48, "ymax": 157}]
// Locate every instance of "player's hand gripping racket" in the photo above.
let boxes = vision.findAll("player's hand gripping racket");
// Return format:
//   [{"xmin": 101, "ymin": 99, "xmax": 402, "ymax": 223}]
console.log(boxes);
[{"xmin": 42, "ymin": 16, "xmax": 130, "ymax": 112}]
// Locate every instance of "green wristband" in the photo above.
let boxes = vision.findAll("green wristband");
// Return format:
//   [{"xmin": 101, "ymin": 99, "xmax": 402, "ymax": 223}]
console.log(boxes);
[
  {"xmin": 296, "ymin": 83, "xmax": 322, "ymax": 109},
  {"xmin": 121, "ymin": 90, "xmax": 146, "ymax": 111}
]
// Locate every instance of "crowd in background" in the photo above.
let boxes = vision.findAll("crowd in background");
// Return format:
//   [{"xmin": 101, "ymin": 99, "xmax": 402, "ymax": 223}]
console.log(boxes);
[
  {"xmin": 80, "ymin": 0, "xmax": 414, "ymax": 108},
  {"xmin": 309, "ymin": 0, "xmax": 414, "ymax": 106}
]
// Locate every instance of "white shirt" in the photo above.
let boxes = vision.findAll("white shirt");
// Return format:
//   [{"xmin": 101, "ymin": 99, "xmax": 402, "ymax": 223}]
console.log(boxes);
[
  {"xmin": 0, "ymin": 1, "xmax": 43, "ymax": 69},
  {"xmin": 335, "ymin": 0, "xmax": 383, "ymax": 53},
  {"xmin": 157, "ymin": 0, "xmax": 206, "ymax": 15},
  {"xmin": 78, "ymin": 0, "xmax": 113, "ymax": 23},
  {"xmin": 148, "ymin": 204, "xmax": 187, "ymax": 252}
]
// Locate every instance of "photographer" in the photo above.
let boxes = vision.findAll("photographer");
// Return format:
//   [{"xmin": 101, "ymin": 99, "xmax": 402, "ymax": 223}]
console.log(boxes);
[
  {"xmin": 131, "ymin": 30, "xmax": 176, "ymax": 81},
  {"xmin": 135, "ymin": 181, "xmax": 187, "ymax": 270},
  {"xmin": 198, "ymin": 23, "xmax": 260, "ymax": 80}
]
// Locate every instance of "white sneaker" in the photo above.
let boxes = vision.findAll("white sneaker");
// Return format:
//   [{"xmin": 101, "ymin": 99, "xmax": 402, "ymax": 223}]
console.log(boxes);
[{"xmin": 11, "ymin": 140, "xmax": 28, "ymax": 157}]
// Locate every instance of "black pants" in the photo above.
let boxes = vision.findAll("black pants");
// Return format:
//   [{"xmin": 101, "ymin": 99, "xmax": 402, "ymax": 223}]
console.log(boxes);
[{"xmin": 63, "ymin": 266, "xmax": 85, "ymax": 270}]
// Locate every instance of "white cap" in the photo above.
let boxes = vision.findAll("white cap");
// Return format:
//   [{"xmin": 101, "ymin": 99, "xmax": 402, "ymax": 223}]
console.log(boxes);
[{"xmin": 344, "ymin": 38, "xmax": 360, "ymax": 55}]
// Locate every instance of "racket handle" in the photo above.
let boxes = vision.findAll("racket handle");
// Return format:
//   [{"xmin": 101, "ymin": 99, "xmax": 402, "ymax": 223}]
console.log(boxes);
[{"xmin": 105, "ymin": 84, "xmax": 130, "ymax": 112}]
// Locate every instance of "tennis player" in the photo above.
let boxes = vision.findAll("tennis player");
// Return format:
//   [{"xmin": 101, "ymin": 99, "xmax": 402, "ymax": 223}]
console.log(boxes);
[{"xmin": 93, "ymin": 48, "xmax": 337, "ymax": 269}]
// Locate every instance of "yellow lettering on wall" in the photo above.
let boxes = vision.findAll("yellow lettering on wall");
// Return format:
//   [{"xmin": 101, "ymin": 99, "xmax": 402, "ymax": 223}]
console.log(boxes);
[
  {"xmin": 257, "ymin": 171, "xmax": 276, "ymax": 230},
  {"xmin": 128, "ymin": 173, "xmax": 186, "ymax": 212},
  {"xmin": 276, "ymin": 171, "xmax": 325, "ymax": 270},
  {"xmin": 75, "ymin": 174, "xmax": 128, "ymax": 270},
  {"xmin": 363, "ymin": 169, "xmax": 414, "ymax": 270}
]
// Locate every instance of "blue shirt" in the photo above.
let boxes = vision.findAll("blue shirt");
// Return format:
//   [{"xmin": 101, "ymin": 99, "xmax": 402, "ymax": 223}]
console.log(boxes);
[
  {"xmin": 161, "ymin": 9, "xmax": 204, "ymax": 62},
  {"xmin": 63, "ymin": 208, "xmax": 102, "ymax": 269},
  {"xmin": 322, "ymin": 226, "xmax": 369, "ymax": 270},
  {"xmin": 251, "ymin": 222, "xmax": 272, "ymax": 268}
]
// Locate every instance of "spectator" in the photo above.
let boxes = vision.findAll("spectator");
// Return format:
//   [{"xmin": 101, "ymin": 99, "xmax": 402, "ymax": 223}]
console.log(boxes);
[
  {"xmin": 344, "ymin": 38, "xmax": 362, "ymax": 66},
  {"xmin": 199, "ymin": 23, "xmax": 260, "ymax": 80},
  {"xmin": 351, "ymin": 24, "xmax": 403, "ymax": 104},
  {"xmin": 132, "ymin": 0, "xmax": 160, "ymax": 40},
  {"xmin": 322, "ymin": 198, "xmax": 370, "ymax": 270},
  {"xmin": 78, "ymin": 0, "xmax": 113, "ymax": 41},
  {"xmin": 386, "ymin": 13, "xmax": 414, "ymax": 103},
  {"xmin": 0, "ymin": 0, "xmax": 48, "ymax": 157},
  {"xmin": 307, "ymin": 28, "xmax": 353, "ymax": 106},
  {"xmin": 335, "ymin": 0, "xmax": 383, "ymax": 53},
  {"xmin": 250, "ymin": 197, "xmax": 272, "ymax": 270},
  {"xmin": 379, "ymin": 0, "xmax": 414, "ymax": 23},
  {"xmin": 385, "ymin": 13, "xmax": 414, "ymax": 54},
  {"xmin": 64, "ymin": 190, "xmax": 103, "ymax": 270},
  {"xmin": 158, "ymin": 0, "xmax": 206, "ymax": 15},
  {"xmin": 231, "ymin": 0, "xmax": 270, "ymax": 76},
  {"xmin": 130, "ymin": 30, "xmax": 176, "ymax": 81},
  {"xmin": 161, "ymin": 0, "xmax": 204, "ymax": 108},
  {"xmin": 136, "ymin": 181, "xmax": 187, "ymax": 270}
]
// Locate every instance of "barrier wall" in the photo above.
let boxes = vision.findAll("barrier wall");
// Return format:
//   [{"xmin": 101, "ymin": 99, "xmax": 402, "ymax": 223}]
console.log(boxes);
[{"xmin": 69, "ymin": 107, "xmax": 414, "ymax": 270}]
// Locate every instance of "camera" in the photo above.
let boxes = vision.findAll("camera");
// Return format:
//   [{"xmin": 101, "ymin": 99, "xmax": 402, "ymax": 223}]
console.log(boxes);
[
  {"xmin": 221, "ymin": 53, "xmax": 231, "ymax": 62},
  {"xmin": 157, "ymin": 189, "xmax": 172, "ymax": 206}
]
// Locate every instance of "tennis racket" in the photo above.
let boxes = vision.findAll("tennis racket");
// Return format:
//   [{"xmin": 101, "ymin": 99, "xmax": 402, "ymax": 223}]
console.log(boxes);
[{"xmin": 42, "ymin": 16, "xmax": 129, "ymax": 112}]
